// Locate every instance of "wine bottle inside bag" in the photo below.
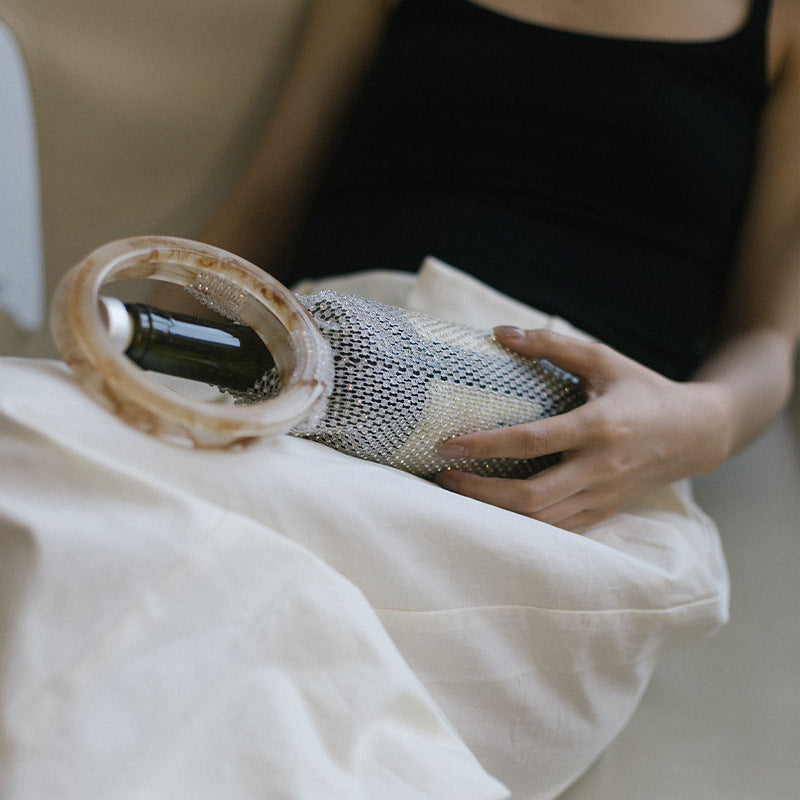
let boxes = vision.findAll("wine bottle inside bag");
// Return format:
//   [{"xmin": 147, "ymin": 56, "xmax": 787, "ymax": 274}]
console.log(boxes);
[
  {"xmin": 100, "ymin": 298, "xmax": 275, "ymax": 392},
  {"xmin": 100, "ymin": 292, "xmax": 585, "ymax": 478}
]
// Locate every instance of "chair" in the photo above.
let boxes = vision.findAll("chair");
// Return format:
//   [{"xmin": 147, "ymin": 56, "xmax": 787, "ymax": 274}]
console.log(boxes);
[{"xmin": 0, "ymin": 17, "xmax": 44, "ymax": 354}]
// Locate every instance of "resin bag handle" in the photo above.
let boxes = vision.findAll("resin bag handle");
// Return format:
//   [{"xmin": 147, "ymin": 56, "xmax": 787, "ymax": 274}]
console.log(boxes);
[{"xmin": 50, "ymin": 236, "xmax": 332, "ymax": 448}]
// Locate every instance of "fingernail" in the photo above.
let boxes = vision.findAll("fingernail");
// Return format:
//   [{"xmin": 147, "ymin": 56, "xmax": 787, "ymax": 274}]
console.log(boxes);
[
  {"xmin": 438, "ymin": 442, "xmax": 467, "ymax": 459},
  {"xmin": 435, "ymin": 469, "xmax": 459, "ymax": 489},
  {"xmin": 493, "ymin": 325, "xmax": 524, "ymax": 341}
]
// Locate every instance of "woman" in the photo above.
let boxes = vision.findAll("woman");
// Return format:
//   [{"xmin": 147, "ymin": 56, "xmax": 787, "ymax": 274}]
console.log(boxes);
[{"xmin": 190, "ymin": 0, "xmax": 800, "ymax": 531}]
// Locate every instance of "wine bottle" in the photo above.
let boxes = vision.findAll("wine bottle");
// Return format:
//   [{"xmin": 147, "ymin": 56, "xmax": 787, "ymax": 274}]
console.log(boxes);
[{"xmin": 99, "ymin": 297, "xmax": 275, "ymax": 392}]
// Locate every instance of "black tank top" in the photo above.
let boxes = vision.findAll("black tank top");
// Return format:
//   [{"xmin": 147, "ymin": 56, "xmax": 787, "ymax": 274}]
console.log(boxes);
[{"xmin": 289, "ymin": 0, "xmax": 770, "ymax": 379}]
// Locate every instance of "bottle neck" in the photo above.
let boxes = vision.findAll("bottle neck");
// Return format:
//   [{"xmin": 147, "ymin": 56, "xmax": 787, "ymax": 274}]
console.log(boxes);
[{"xmin": 99, "ymin": 298, "xmax": 275, "ymax": 392}]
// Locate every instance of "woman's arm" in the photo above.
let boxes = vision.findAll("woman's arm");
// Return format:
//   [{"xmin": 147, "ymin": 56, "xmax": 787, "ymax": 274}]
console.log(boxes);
[
  {"xmin": 435, "ymin": 4, "xmax": 800, "ymax": 531},
  {"xmin": 194, "ymin": 0, "xmax": 394, "ymax": 277},
  {"xmin": 698, "ymin": 0, "xmax": 800, "ymax": 442}
]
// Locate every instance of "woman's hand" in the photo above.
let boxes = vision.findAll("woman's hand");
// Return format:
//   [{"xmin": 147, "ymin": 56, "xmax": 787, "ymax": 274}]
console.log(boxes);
[{"xmin": 434, "ymin": 326, "xmax": 734, "ymax": 531}]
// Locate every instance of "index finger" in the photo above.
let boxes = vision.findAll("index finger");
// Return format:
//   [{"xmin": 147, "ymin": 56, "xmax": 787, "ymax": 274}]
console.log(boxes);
[
  {"xmin": 438, "ymin": 406, "xmax": 589, "ymax": 462},
  {"xmin": 494, "ymin": 326, "xmax": 616, "ymax": 384}
]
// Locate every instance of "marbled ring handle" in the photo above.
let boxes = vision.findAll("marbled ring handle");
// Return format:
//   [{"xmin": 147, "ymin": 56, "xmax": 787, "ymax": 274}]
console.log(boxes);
[{"xmin": 50, "ymin": 236, "xmax": 332, "ymax": 447}]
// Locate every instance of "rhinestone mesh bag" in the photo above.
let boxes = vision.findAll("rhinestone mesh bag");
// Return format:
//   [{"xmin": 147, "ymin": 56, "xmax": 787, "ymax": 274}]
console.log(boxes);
[{"xmin": 261, "ymin": 290, "xmax": 586, "ymax": 479}]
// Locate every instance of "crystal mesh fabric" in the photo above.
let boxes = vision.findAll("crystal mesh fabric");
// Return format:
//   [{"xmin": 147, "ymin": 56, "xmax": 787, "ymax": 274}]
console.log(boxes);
[{"xmin": 295, "ymin": 292, "xmax": 584, "ymax": 478}]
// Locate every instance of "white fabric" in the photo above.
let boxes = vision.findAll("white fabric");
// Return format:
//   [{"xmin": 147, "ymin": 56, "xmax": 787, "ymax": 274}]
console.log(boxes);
[
  {"xmin": 0, "ymin": 263, "xmax": 729, "ymax": 799},
  {"xmin": 0, "ymin": 359, "xmax": 506, "ymax": 800}
]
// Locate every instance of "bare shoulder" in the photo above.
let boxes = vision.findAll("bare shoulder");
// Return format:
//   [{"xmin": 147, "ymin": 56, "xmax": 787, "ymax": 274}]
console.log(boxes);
[{"xmin": 768, "ymin": 0, "xmax": 800, "ymax": 85}]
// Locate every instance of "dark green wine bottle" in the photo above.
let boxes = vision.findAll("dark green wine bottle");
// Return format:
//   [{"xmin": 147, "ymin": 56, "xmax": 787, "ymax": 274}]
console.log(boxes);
[{"xmin": 100, "ymin": 297, "xmax": 275, "ymax": 391}]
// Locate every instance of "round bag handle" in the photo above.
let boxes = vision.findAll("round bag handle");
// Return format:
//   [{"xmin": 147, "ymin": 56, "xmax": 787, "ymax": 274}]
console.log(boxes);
[{"xmin": 50, "ymin": 235, "xmax": 332, "ymax": 447}]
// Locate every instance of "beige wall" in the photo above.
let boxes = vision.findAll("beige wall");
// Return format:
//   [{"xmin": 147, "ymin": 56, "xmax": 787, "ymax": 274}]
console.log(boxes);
[{"xmin": 0, "ymin": 0, "xmax": 310, "ymax": 354}]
